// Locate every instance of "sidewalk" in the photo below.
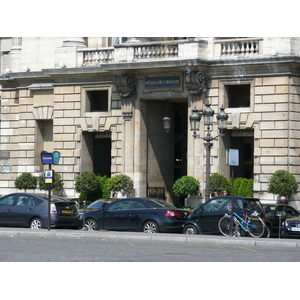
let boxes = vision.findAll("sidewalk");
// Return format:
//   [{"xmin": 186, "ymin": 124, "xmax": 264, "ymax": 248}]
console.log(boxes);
[{"xmin": 0, "ymin": 227, "xmax": 299, "ymax": 248}]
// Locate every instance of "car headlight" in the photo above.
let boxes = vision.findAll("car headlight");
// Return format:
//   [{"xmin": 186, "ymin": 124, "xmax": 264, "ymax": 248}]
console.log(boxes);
[{"xmin": 282, "ymin": 220, "xmax": 288, "ymax": 226}]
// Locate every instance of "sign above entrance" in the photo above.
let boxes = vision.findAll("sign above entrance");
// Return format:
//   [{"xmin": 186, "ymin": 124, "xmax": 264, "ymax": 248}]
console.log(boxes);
[{"xmin": 145, "ymin": 76, "xmax": 181, "ymax": 89}]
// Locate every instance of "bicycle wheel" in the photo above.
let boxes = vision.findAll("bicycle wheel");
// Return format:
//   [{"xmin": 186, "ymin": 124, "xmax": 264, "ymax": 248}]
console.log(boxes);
[
  {"xmin": 248, "ymin": 217, "xmax": 265, "ymax": 238},
  {"xmin": 218, "ymin": 215, "xmax": 239, "ymax": 237}
]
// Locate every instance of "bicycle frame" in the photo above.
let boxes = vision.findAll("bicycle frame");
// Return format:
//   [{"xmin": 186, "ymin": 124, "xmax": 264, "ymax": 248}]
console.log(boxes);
[{"xmin": 232, "ymin": 212, "xmax": 259, "ymax": 232}]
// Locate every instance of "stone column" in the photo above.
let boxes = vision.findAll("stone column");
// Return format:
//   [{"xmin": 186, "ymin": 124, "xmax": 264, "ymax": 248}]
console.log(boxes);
[
  {"xmin": 9, "ymin": 37, "xmax": 22, "ymax": 72},
  {"xmin": 55, "ymin": 37, "xmax": 87, "ymax": 68}
]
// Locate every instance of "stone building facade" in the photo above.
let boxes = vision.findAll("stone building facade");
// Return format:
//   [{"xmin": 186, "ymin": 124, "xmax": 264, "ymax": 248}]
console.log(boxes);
[{"xmin": 0, "ymin": 37, "xmax": 299, "ymax": 208}]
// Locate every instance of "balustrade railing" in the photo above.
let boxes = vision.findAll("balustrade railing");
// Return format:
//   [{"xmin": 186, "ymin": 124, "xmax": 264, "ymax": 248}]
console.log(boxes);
[
  {"xmin": 133, "ymin": 43, "xmax": 179, "ymax": 59},
  {"xmin": 80, "ymin": 47, "xmax": 114, "ymax": 66},
  {"xmin": 78, "ymin": 38, "xmax": 265, "ymax": 67},
  {"xmin": 215, "ymin": 38, "xmax": 263, "ymax": 57}
]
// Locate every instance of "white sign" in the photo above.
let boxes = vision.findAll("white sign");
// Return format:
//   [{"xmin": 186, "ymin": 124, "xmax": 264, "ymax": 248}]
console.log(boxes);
[{"xmin": 226, "ymin": 149, "xmax": 239, "ymax": 166}]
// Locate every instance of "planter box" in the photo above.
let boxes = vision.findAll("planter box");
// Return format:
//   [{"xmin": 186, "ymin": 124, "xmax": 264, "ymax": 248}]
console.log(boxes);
[{"xmin": 184, "ymin": 195, "xmax": 203, "ymax": 208}]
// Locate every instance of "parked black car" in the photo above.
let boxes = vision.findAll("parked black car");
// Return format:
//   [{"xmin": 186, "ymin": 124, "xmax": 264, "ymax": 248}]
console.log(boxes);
[
  {"xmin": 263, "ymin": 204, "xmax": 300, "ymax": 238},
  {"xmin": 82, "ymin": 197, "xmax": 190, "ymax": 233},
  {"xmin": 0, "ymin": 193, "xmax": 81, "ymax": 229},
  {"xmin": 183, "ymin": 196, "xmax": 265, "ymax": 235}
]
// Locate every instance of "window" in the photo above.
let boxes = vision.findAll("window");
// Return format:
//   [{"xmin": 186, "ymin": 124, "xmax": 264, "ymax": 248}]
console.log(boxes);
[
  {"xmin": 0, "ymin": 195, "xmax": 16, "ymax": 206},
  {"xmin": 82, "ymin": 85, "xmax": 112, "ymax": 115},
  {"xmin": 86, "ymin": 90, "xmax": 109, "ymax": 112},
  {"xmin": 225, "ymin": 84, "xmax": 250, "ymax": 108}
]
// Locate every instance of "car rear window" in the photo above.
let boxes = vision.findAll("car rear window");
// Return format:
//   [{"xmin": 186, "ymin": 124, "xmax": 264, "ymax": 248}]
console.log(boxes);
[{"xmin": 146, "ymin": 199, "xmax": 176, "ymax": 208}]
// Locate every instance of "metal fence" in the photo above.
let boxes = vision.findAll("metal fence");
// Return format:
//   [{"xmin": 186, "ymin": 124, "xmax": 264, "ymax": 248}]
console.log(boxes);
[{"xmin": 147, "ymin": 187, "xmax": 166, "ymax": 200}]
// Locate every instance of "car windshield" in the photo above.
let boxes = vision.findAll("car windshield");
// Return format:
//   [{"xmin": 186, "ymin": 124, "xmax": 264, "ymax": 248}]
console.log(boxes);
[
  {"xmin": 237, "ymin": 198, "xmax": 263, "ymax": 212},
  {"xmin": 146, "ymin": 199, "xmax": 176, "ymax": 208}
]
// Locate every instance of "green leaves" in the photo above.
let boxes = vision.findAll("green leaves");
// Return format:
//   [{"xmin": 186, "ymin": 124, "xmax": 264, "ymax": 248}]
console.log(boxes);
[
  {"xmin": 267, "ymin": 170, "xmax": 298, "ymax": 196},
  {"xmin": 75, "ymin": 171, "xmax": 100, "ymax": 200},
  {"xmin": 172, "ymin": 176, "xmax": 200, "ymax": 197},
  {"xmin": 107, "ymin": 174, "xmax": 133, "ymax": 194},
  {"xmin": 14, "ymin": 172, "xmax": 37, "ymax": 192},
  {"xmin": 38, "ymin": 172, "xmax": 64, "ymax": 192},
  {"xmin": 210, "ymin": 173, "xmax": 231, "ymax": 195}
]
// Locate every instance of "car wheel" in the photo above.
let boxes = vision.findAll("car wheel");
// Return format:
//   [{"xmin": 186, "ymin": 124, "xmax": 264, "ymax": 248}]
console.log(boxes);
[
  {"xmin": 30, "ymin": 218, "xmax": 43, "ymax": 229},
  {"xmin": 183, "ymin": 224, "xmax": 199, "ymax": 235},
  {"xmin": 85, "ymin": 219, "xmax": 98, "ymax": 231},
  {"xmin": 142, "ymin": 221, "xmax": 158, "ymax": 233}
]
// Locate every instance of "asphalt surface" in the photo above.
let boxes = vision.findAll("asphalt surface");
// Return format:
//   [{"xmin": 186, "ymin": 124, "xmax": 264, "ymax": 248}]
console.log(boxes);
[{"xmin": 0, "ymin": 227, "xmax": 299, "ymax": 248}]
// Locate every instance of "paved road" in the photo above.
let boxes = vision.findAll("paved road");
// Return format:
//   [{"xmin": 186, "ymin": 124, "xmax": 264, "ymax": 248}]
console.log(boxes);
[
  {"xmin": 0, "ymin": 227, "xmax": 299, "ymax": 262},
  {"xmin": 1, "ymin": 227, "xmax": 299, "ymax": 300}
]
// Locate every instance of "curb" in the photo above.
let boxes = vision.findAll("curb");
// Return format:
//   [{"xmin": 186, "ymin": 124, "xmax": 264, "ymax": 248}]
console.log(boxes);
[{"xmin": 0, "ymin": 229, "xmax": 299, "ymax": 248}]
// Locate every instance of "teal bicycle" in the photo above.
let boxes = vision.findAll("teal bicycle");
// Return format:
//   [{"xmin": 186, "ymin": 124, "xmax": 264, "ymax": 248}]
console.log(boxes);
[{"xmin": 218, "ymin": 208, "xmax": 265, "ymax": 238}]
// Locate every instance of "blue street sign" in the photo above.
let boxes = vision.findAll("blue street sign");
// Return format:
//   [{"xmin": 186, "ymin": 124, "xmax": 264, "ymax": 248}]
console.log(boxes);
[{"xmin": 41, "ymin": 151, "xmax": 53, "ymax": 165}]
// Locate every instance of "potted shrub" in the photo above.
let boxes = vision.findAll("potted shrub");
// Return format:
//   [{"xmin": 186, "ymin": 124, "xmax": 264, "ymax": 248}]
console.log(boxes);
[
  {"xmin": 210, "ymin": 173, "xmax": 231, "ymax": 195},
  {"xmin": 267, "ymin": 170, "xmax": 298, "ymax": 202},
  {"xmin": 14, "ymin": 172, "xmax": 37, "ymax": 192},
  {"xmin": 107, "ymin": 174, "xmax": 134, "ymax": 197},
  {"xmin": 75, "ymin": 171, "xmax": 101, "ymax": 201},
  {"xmin": 38, "ymin": 172, "xmax": 64, "ymax": 193},
  {"xmin": 172, "ymin": 176, "xmax": 201, "ymax": 208}
]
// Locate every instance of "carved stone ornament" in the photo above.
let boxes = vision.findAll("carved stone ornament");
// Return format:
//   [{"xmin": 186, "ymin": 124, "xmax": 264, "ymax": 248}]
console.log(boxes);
[
  {"xmin": 185, "ymin": 71, "xmax": 207, "ymax": 95},
  {"xmin": 115, "ymin": 74, "xmax": 136, "ymax": 98}
]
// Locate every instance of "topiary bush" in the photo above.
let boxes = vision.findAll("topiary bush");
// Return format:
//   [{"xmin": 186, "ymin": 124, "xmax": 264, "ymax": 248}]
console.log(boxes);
[
  {"xmin": 14, "ymin": 172, "xmax": 37, "ymax": 192},
  {"xmin": 38, "ymin": 172, "xmax": 64, "ymax": 192},
  {"xmin": 267, "ymin": 170, "xmax": 298, "ymax": 197},
  {"xmin": 107, "ymin": 174, "xmax": 134, "ymax": 195},
  {"xmin": 210, "ymin": 173, "xmax": 231, "ymax": 195},
  {"xmin": 172, "ymin": 176, "xmax": 200, "ymax": 197},
  {"xmin": 75, "ymin": 171, "xmax": 101, "ymax": 201}
]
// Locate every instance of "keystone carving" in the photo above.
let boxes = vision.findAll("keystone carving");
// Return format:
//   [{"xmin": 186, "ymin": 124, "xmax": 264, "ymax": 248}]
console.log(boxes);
[
  {"xmin": 115, "ymin": 74, "xmax": 136, "ymax": 98},
  {"xmin": 185, "ymin": 71, "xmax": 207, "ymax": 95}
]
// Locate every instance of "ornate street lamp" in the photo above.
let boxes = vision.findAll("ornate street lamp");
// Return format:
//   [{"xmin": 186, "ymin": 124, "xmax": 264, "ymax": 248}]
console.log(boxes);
[
  {"xmin": 163, "ymin": 116, "xmax": 171, "ymax": 133},
  {"xmin": 190, "ymin": 103, "xmax": 228, "ymax": 201},
  {"xmin": 189, "ymin": 107, "xmax": 202, "ymax": 137},
  {"xmin": 163, "ymin": 99, "xmax": 172, "ymax": 133}
]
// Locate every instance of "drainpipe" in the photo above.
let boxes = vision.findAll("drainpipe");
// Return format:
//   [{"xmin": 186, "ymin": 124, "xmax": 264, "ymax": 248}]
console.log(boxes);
[{"xmin": 288, "ymin": 75, "xmax": 291, "ymax": 171}]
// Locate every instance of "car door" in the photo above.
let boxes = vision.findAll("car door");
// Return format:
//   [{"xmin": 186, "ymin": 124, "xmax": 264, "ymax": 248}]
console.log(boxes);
[
  {"xmin": 0, "ymin": 195, "xmax": 18, "ymax": 225},
  {"xmin": 10, "ymin": 195, "xmax": 40, "ymax": 226},
  {"xmin": 104, "ymin": 200, "xmax": 133, "ymax": 230},
  {"xmin": 197, "ymin": 198, "xmax": 231, "ymax": 232},
  {"xmin": 128, "ymin": 201, "xmax": 149, "ymax": 231}
]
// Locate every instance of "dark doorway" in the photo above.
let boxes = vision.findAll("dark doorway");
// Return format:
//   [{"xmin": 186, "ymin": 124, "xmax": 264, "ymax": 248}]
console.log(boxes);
[
  {"xmin": 81, "ymin": 132, "xmax": 111, "ymax": 177},
  {"xmin": 93, "ymin": 136, "xmax": 111, "ymax": 176},
  {"xmin": 230, "ymin": 132, "xmax": 254, "ymax": 179}
]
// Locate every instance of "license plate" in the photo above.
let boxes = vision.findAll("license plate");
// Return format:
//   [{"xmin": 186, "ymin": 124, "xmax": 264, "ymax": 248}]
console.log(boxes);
[
  {"xmin": 62, "ymin": 209, "xmax": 72, "ymax": 214},
  {"xmin": 291, "ymin": 227, "xmax": 300, "ymax": 231},
  {"xmin": 251, "ymin": 217, "xmax": 258, "ymax": 220}
]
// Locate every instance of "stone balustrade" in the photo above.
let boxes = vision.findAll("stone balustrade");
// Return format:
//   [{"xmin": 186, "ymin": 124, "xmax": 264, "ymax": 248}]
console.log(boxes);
[
  {"xmin": 133, "ymin": 42, "xmax": 179, "ymax": 59},
  {"xmin": 215, "ymin": 38, "xmax": 263, "ymax": 57},
  {"xmin": 79, "ymin": 47, "xmax": 115, "ymax": 66},
  {"xmin": 78, "ymin": 38, "xmax": 267, "ymax": 67}
]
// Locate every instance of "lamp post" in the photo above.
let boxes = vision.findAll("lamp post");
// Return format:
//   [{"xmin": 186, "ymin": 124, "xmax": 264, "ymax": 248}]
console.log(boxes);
[{"xmin": 190, "ymin": 104, "xmax": 228, "ymax": 201}]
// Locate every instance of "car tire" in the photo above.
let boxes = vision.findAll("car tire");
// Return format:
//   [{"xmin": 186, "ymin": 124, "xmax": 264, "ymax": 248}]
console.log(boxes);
[
  {"xmin": 30, "ymin": 218, "xmax": 43, "ymax": 229},
  {"xmin": 142, "ymin": 221, "xmax": 158, "ymax": 233},
  {"xmin": 183, "ymin": 224, "xmax": 199, "ymax": 235},
  {"xmin": 85, "ymin": 218, "xmax": 98, "ymax": 231}
]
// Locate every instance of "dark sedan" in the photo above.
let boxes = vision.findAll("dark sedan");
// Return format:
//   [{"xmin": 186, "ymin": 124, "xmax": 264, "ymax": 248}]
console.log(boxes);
[
  {"xmin": 0, "ymin": 193, "xmax": 80, "ymax": 229},
  {"xmin": 81, "ymin": 197, "xmax": 190, "ymax": 233},
  {"xmin": 263, "ymin": 204, "xmax": 300, "ymax": 238},
  {"xmin": 183, "ymin": 196, "xmax": 265, "ymax": 235}
]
